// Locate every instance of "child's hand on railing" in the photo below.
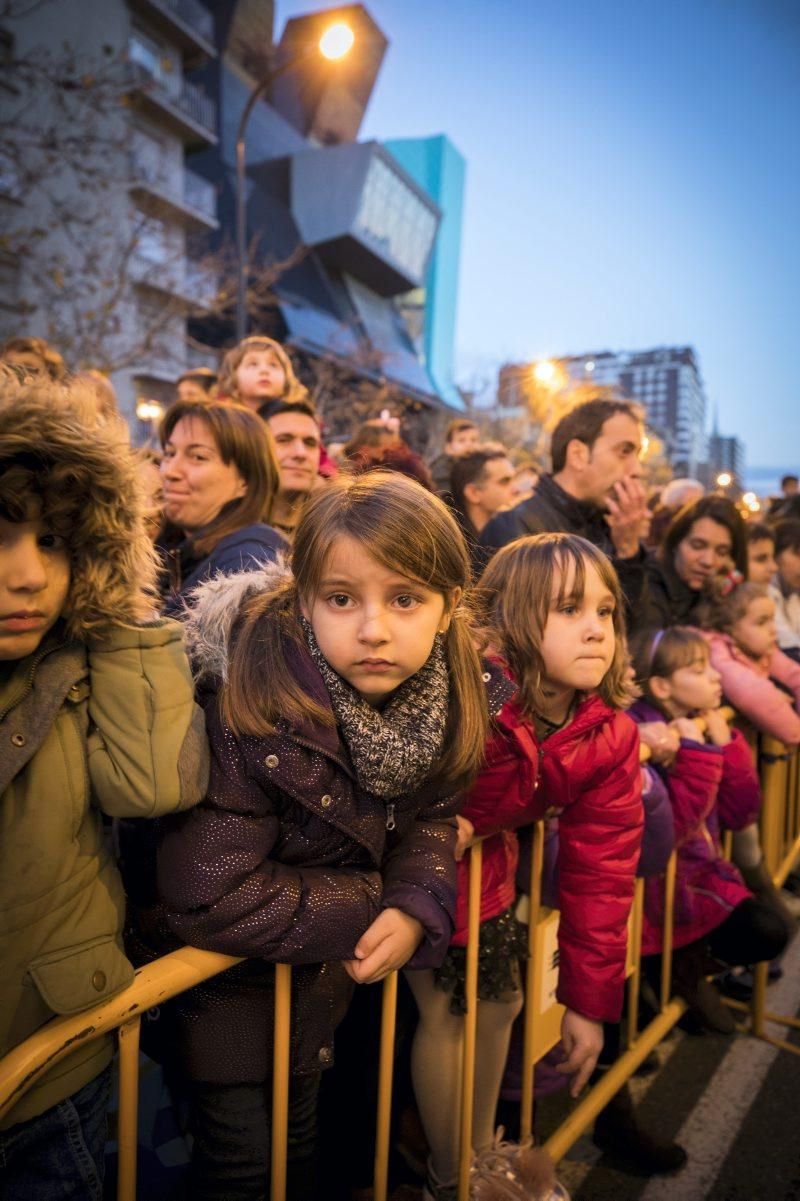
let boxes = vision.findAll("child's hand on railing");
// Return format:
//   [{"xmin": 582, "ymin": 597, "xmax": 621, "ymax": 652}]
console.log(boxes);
[
  {"xmin": 672, "ymin": 716, "xmax": 705, "ymax": 744},
  {"xmin": 455, "ymin": 815, "xmax": 476, "ymax": 861},
  {"xmin": 701, "ymin": 708, "xmax": 732, "ymax": 746},
  {"xmin": 344, "ymin": 908, "xmax": 424, "ymax": 984},
  {"xmin": 638, "ymin": 721, "xmax": 680, "ymax": 766},
  {"xmin": 556, "ymin": 1009, "xmax": 604, "ymax": 1097}
]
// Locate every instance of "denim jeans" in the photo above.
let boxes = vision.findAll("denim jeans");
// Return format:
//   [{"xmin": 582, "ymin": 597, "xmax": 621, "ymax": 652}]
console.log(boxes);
[
  {"xmin": 0, "ymin": 1064, "xmax": 112, "ymax": 1201},
  {"xmin": 187, "ymin": 1072, "xmax": 321, "ymax": 1201}
]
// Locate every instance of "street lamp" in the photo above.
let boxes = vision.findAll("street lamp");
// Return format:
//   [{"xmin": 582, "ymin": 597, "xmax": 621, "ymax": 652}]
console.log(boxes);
[
  {"xmin": 235, "ymin": 22, "xmax": 355, "ymax": 341},
  {"xmin": 716, "ymin": 471, "xmax": 732, "ymax": 489}
]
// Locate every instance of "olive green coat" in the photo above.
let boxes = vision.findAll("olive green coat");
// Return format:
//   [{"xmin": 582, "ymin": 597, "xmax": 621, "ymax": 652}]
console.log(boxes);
[{"xmin": 0, "ymin": 620, "xmax": 209, "ymax": 1127}]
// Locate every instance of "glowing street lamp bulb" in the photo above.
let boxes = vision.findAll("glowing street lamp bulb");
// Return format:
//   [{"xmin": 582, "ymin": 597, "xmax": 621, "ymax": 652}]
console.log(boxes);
[
  {"xmin": 319, "ymin": 22, "xmax": 354, "ymax": 60},
  {"xmin": 136, "ymin": 400, "xmax": 164, "ymax": 422},
  {"xmin": 716, "ymin": 472, "xmax": 732, "ymax": 488},
  {"xmin": 533, "ymin": 360, "xmax": 556, "ymax": 384},
  {"xmin": 742, "ymin": 491, "xmax": 757, "ymax": 506},
  {"xmin": 585, "ymin": 360, "xmax": 595, "ymax": 373}
]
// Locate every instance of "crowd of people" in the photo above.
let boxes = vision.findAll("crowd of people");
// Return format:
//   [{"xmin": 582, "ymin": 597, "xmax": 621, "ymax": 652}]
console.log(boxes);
[{"xmin": 1, "ymin": 330, "xmax": 800, "ymax": 1201}]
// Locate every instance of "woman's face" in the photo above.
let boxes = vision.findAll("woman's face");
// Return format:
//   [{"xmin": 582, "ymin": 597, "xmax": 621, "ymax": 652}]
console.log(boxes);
[
  {"xmin": 235, "ymin": 349, "xmax": 287, "ymax": 408},
  {"xmin": 673, "ymin": 517, "xmax": 733, "ymax": 590},
  {"xmin": 160, "ymin": 416, "xmax": 247, "ymax": 532}
]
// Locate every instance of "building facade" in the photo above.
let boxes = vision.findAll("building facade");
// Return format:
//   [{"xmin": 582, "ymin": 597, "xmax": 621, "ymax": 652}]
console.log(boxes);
[
  {"xmin": 0, "ymin": 0, "xmax": 220, "ymax": 434},
  {"xmin": 1, "ymin": 0, "xmax": 462, "ymax": 445}
]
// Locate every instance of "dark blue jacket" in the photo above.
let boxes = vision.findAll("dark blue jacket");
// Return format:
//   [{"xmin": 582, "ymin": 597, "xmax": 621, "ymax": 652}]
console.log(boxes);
[{"xmin": 162, "ymin": 523, "xmax": 286, "ymax": 617}]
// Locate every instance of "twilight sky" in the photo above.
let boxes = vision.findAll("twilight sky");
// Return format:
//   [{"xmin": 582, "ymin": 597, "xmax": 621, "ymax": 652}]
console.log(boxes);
[{"xmin": 275, "ymin": 0, "xmax": 800, "ymax": 473}]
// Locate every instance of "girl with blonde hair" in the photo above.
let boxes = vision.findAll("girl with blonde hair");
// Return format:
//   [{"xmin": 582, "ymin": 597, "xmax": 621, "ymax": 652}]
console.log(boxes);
[{"xmin": 216, "ymin": 334, "xmax": 309, "ymax": 411}]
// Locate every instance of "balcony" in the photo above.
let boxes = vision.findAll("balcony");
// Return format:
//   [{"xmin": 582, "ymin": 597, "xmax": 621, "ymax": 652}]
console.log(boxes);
[
  {"xmin": 128, "ymin": 61, "xmax": 217, "ymax": 147},
  {"xmin": 130, "ymin": 251, "xmax": 217, "ymax": 312},
  {"xmin": 128, "ymin": 0, "xmax": 216, "ymax": 66},
  {"xmin": 129, "ymin": 149, "xmax": 218, "ymax": 229}
]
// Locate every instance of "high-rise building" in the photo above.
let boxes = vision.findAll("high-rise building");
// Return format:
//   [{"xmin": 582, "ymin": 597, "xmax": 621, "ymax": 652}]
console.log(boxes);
[
  {"xmin": 383, "ymin": 136, "xmax": 467, "ymax": 411},
  {"xmin": 1, "ymin": 0, "xmax": 462, "ymax": 445},
  {"xmin": 559, "ymin": 347, "xmax": 708, "ymax": 477},
  {"xmin": 708, "ymin": 432, "xmax": 745, "ymax": 489},
  {"xmin": 0, "ymin": 0, "xmax": 220, "ymax": 433}
]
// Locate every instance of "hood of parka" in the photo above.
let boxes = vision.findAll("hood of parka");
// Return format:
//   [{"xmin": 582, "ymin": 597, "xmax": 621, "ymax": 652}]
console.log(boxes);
[
  {"xmin": 184, "ymin": 558, "xmax": 291, "ymax": 682},
  {"xmin": 0, "ymin": 372, "xmax": 160, "ymax": 635}
]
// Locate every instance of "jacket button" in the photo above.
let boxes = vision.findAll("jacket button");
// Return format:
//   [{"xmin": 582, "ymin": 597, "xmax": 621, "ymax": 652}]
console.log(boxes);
[
  {"xmin": 11, "ymin": 733, "xmax": 26, "ymax": 747},
  {"xmin": 321, "ymin": 794, "xmax": 332, "ymax": 807},
  {"xmin": 318, "ymin": 1046, "xmax": 333, "ymax": 1066},
  {"xmin": 265, "ymin": 754, "xmax": 279, "ymax": 769},
  {"xmin": 482, "ymin": 672, "xmax": 491, "ymax": 682},
  {"xmin": 91, "ymin": 970, "xmax": 107, "ymax": 992}
]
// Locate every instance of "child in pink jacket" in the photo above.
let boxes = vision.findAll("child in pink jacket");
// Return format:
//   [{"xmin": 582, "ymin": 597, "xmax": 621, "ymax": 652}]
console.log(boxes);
[{"xmin": 700, "ymin": 578, "xmax": 800, "ymax": 747}]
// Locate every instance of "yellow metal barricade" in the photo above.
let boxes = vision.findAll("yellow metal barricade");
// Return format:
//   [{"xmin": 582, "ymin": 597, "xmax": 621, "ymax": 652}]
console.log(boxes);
[{"xmin": 4, "ymin": 711, "xmax": 799, "ymax": 1194}]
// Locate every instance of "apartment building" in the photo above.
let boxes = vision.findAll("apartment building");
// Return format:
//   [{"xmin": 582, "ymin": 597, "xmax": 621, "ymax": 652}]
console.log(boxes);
[{"xmin": 0, "ymin": 0, "xmax": 219, "ymax": 432}]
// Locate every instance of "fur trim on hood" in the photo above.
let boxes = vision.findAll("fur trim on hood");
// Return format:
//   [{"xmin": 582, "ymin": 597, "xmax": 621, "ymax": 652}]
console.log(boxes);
[
  {"xmin": 0, "ymin": 371, "xmax": 160, "ymax": 634},
  {"xmin": 184, "ymin": 558, "xmax": 291, "ymax": 682}
]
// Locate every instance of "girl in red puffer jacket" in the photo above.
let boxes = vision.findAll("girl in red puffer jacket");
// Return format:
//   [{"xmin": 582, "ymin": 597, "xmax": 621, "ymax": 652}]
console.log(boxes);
[{"xmin": 407, "ymin": 533, "xmax": 644, "ymax": 1201}]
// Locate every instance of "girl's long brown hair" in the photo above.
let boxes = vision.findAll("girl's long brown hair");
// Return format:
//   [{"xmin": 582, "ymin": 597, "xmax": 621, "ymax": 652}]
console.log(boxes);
[
  {"xmin": 475, "ymin": 532, "xmax": 630, "ymax": 716},
  {"xmin": 222, "ymin": 471, "xmax": 488, "ymax": 789}
]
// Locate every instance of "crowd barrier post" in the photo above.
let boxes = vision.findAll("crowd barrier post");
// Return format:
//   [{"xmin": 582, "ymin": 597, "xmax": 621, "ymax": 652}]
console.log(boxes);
[
  {"xmin": 271, "ymin": 962, "xmax": 292, "ymax": 1201},
  {"xmin": 519, "ymin": 820, "xmax": 545, "ymax": 1142},
  {"xmin": 458, "ymin": 837, "xmax": 484, "ymax": 1201},
  {"xmin": 116, "ymin": 1016, "xmax": 142, "ymax": 1201},
  {"xmin": 626, "ymin": 877, "xmax": 645, "ymax": 1049},
  {"xmin": 373, "ymin": 971, "xmax": 399, "ymax": 1201}
]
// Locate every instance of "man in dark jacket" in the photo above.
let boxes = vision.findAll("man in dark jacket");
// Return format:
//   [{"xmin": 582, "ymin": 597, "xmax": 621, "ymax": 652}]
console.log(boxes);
[{"xmin": 479, "ymin": 398, "xmax": 651, "ymax": 612}]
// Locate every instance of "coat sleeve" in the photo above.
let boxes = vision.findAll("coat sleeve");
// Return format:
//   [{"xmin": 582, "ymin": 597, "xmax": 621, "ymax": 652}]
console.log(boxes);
[
  {"xmin": 637, "ymin": 765, "xmax": 675, "ymax": 878},
  {"xmin": 716, "ymin": 728, "xmax": 762, "ymax": 831},
  {"xmin": 86, "ymin": 619, "xmax": 209, "ymax": 817},
  {"xmin": 380, "ymin": 791, "xmax": 460, "ymax": 969},
  {"xmin": 770, "ymin": 647, "xmax": 800, "ymax": 728},
  {"xmin": 158, "ymin": 706, "xmax": 382, "ymax": 963},
  {"xmin": 613, "ymin": 546, "xmax": 649, "ymax": 622},
  {"xmin": 461, "ymin": 718, "xmax": 540, "ymax": 839},
  {"xmin": 708, "ymin": 635, "xmax": 800, "ymax": 747},
  {"xmin": 665, "ymin": 741, "xmax": 723, "ymax": 843},
  {"xmin": 551, "ymin": 714, "xmax": 644, "ymax": 1022}
]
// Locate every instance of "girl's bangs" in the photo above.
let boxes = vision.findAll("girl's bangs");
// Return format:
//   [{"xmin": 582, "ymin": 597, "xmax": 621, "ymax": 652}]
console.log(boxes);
[{"xmin": 552, "ymin": 544, "xmax": 588, "ymax": 606}]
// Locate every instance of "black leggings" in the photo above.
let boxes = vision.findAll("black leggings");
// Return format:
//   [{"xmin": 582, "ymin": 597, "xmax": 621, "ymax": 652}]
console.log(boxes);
[
  {"xmin": 707, "ymin": 897, "xmax": 788, "ymax": 966},
  {"xmin": 187, "ymin": 1072, "xmax": 320, "ymax": 1201}
]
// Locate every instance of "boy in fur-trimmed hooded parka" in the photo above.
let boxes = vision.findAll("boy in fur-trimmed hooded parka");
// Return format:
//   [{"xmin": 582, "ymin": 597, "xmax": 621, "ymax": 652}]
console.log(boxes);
[{"xmin": 0, "ymin": 371, "xmax": 209, "ymax": 1198}]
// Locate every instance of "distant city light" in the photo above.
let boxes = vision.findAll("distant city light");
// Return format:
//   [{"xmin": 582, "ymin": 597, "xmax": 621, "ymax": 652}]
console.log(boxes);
[
  {"xmin": 716, "ymin": 472, "xmax": 732, "ymax": 488},
  {"xmin": 533, "ymin": 360, "xmax": 556, "ymax": 384},
  {"xmin": 742, "ymin": 491, "xmax": 761, "ymax": 512},
  {"xmin": 319, "ymin": 21, "xmax": 355, "ymax": 60},
  {"xmin": 641, "ymin": 435, "xmax": 650, "ymax": 457},
  {"xmin": 136, "ymin": 399, "xmax": 164, "ymax": 422},
  {"xmin": 585, "ymin": 360, "xmax": 595, "ymax": 373}
]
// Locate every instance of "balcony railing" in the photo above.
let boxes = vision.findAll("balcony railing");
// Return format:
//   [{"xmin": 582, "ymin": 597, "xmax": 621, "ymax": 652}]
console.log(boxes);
[
  {"xmin": 183, "ymin": 169, "xmax": 215, "ymax": 220},
  {"xmin": 128, "ymin": 60, "xmax": 217, "ymax": 141},
  {"xmin": 158, "ymin": 0, "xmax": 213, "ymax": 42}
]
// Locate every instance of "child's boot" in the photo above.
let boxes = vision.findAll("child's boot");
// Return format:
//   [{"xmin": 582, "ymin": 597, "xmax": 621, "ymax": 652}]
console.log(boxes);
[
  {"xmin": 592, "ymin": 1081, "xmax": 687, "ymax": 1175},
  {"xmin": 739, "ymin": 859, "xmax": 799, "ymax": 934}
]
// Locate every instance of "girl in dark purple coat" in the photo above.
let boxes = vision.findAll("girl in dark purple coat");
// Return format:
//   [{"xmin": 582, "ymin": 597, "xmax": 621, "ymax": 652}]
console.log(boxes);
[{"xmin": 151, "ymin": 471, "xmax": 490, "ymax": 1200}]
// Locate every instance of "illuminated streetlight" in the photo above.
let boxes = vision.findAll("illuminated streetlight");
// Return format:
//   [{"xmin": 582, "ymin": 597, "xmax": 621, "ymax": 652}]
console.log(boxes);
[
  {"xmin": 585, "ymin": 360, "xmax": 595, "ymax": 373},
  {"xmin": 319, "ymin": 21, "xmax": 355, "ymax": 60},
  {"xmin": 742, "ymin": 491, "xmax": 761, "ymax": 513},
  {"xmin": 235, "ymin": 22, "xmax": 355, "ymax": 339},
  {"xmin": 716, "ymin": 472, "xmax": 732, "ymax": 489},
  {"xmin": 533, "ymin": 360, "xmax": 556, "ymax": 385},
  {"xmin": 641, "ymin": 434, "xmax": 650, "ymax": 457},
  {"xmin": 136, "ymin": 399, "xmax": 164, "ymax": 422}
]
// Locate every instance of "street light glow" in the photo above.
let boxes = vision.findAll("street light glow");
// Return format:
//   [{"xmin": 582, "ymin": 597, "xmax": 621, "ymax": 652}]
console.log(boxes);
[
  {"xmin": 136, "ymin": 399, "xmax": 164, "ymax": 422},
  {"xmin": 533, "ymin": 360, "xmax": 556, "ymax": 384},
  {"xmin": 319, "ymin": 21, "xmax": 355, "ymax": 60},
  {"xmin": 716, "ymin": 472, "xmax": 732, "ymax": 488},
  {"xmin": 585, "ymin": 360, "xmax": 595, "ymax": 373}
]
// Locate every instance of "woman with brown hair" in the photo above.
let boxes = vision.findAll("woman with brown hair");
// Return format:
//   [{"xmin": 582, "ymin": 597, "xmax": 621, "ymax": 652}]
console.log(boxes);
[{"xmin": 157, "ymin": 398, "xmax": 284, "ymax": 615}]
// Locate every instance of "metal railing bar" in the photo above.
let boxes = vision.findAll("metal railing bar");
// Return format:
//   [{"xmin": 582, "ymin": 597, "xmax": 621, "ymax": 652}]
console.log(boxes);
[
  {"xmin": 270, "ymin": 963, "xmax": 292, "ymax": 1201},
  {"xmin": 373, "ymin": 971, "xmax": 398, "ymax": 1201}
]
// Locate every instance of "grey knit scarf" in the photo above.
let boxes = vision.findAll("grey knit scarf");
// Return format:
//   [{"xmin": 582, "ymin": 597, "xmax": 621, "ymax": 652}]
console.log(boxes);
[{"xmin": 301, "ymin": 618, "xmax": 450, "ymax": 799}]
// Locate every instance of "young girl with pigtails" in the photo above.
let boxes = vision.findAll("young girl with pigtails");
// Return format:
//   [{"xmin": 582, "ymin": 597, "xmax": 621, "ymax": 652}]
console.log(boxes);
[
  {"xmin": 129, "ymin": 471, "xmax": 493, "ymax": 1200},
  {"xmin": 407, "ymin": 532, "xmax": 644, "ymax": 1201},
  {"xmin": 630, "ymin": 626, "xmax": 789, "ymax": 1033}
]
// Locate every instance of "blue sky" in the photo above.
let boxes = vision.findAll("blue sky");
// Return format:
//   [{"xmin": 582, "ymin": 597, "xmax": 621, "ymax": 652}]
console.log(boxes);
[{"xmin": 275, "ymin": 0, "xmax": 800, "ymax": 471}]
